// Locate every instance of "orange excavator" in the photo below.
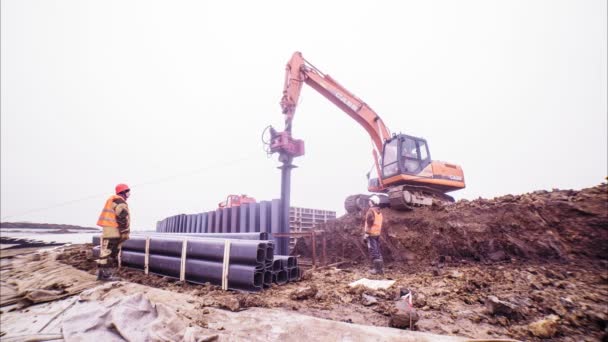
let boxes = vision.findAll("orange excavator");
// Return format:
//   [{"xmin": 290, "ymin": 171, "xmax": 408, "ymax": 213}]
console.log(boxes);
[
  {"xmin": 218, "ymin": 194, "xmax": 256, "ymax": 208},
  {"xmin": 267, "ymin": 52, "xmax": 465, "ymax": 213}
]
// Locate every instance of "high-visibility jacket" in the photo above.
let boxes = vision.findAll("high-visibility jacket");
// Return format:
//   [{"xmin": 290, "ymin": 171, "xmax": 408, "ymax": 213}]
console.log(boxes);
[
  {"xmin": 97, "ymin": 195, "xmax": 129, "ymax": 229},
  {"xmin": 364, "ymin": 207, "xmax": 383, "ymax": 236}
]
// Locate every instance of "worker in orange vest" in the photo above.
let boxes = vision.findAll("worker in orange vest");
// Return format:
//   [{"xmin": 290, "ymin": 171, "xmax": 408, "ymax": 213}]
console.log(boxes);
[
  {"xmin": 96, "ymin": 183, "xmax": 131, "ymax": 281},
  {"xmin": 363, "ymin": 199, "xmax": 384, "ymax": 275}
]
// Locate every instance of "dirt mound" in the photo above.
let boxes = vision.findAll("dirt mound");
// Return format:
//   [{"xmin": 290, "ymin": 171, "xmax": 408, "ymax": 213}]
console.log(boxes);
[{"xmin": 295, "ymin": 184, "xmax": 608, "ymax": 264}]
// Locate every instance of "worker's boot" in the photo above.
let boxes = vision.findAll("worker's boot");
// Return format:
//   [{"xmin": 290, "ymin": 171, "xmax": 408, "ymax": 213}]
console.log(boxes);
[
  {"xmin": 369, "ymin": 259, "xmax": 380, "ymax": 275},
  {"xmin": 373, "ymin": 259, "xmax": 384, "ymax": 275},
  {"xmin": 96, "ymin": 268, "xmax": 106, "ymax": 281}
]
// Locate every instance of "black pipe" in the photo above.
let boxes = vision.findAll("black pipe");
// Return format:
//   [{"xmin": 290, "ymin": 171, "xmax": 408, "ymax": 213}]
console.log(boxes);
[
  {"xmin": 288, "ymin": 267, "xmax": 300, "ymax": 282},
  {"xmin": 263, "ymin": 270, "xmax": 272, "ymax": 288},
  {"xmin": 274, "ymin": 255, "xmax": 296, "ymax": 268},
  {"xmin": 271, "ymin": 259, "xmax": 282, "ymax": 272},
  {"xmin": 120, "ymin": 250, "xmax": 263, "ymax": 292},
  {"xmin": 93, "ymin": 232, "xmax": 269, "ymax": 245},
  {"xmin": 273, "ymin": 270, "xmax": 288, "ymax": 285},
  {"xmin": 94, "ymin": 246, "xmax": 262, "ymax": 289},
  {"xmin": 93, "ymin": 240, "xmax": 300, "ymax": 291},
  {"xmin": 92, "ymin": 236, "xmax": 269, "ymax": 267},
  {"xmin": 265, "ymin": 244, "xmax": 274, "ymax": 262}
]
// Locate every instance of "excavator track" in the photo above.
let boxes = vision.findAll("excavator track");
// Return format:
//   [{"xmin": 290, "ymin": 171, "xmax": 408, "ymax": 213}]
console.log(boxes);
[
  {"xmin": 388, "ymin": 185, "xmax": 455, "ymax": 211},
  {"xmin": 345, "ymin": 186, "xmax": 455, "ymax": 213},
  {"xmin": 344, "ymin": 194, "xmax": 371, "ymax": 214}
]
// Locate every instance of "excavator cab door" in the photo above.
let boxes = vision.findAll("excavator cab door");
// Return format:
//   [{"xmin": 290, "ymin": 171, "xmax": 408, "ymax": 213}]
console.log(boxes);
[{"xmin": 400, "ymin": 136, "xmax": 430, "ymax": 173}]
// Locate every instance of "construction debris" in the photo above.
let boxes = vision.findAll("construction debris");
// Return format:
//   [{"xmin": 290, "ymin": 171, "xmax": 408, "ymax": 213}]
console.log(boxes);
[
  {"xmin": 289, "ymin": 285, "xmax": 318, "ymax": 300},
  {"xmin": 348, "ymin": 278, "xmax": 396, "ymax": 290},
  {"xmin": 389, "ymin": 299, "xmax": 420, "ymax": 329},
  {"xmin": 528, "ymin": 314, "xmax": 560, "ymax": 339}
]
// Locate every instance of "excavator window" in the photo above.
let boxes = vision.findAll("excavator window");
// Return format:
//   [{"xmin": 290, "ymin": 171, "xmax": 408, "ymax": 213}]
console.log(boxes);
[
  {"xmin": 402, "ymin": 138, "xmax": 420, "ymax": 172},
  {"xmin": 400, "ymin": 137, "xmax": 430, "ymax": 173},
  {"xmin": 418, "ymin": 140, "xmax": 429, "ymax": 160},
  {"xmin": 382, "ymin": 139, "xmax": 399, "ymax": 178}
]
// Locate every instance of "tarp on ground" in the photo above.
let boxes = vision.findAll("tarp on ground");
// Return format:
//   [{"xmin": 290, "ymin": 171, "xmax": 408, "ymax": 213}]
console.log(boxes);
[
  {"xmin": 0, "ymin": 249, "xmax": 98, "ymax": 308},
  {"xmin": 62, "ymin": 292, "xmax": 210, "ymax": 342}
]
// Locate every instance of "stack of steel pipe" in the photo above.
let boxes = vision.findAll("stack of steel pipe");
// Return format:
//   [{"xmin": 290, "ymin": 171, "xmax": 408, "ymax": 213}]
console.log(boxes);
[
  {"xmin": 92, "ymin": 232, "xmax": 300, "ymax": 291},
  {"xmin": 92, "ymin": 234, "xmax": 270, "ymax": 292},
  {"xmin": 154, "ymin": 199, "xmax": 289, "ymax": 255}
]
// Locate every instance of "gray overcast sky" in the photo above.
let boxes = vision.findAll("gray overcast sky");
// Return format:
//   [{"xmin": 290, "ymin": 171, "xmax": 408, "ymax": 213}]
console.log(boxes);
[{"xmin": 1, "ymin": 0, "xmax": 606, "ymax": 230}]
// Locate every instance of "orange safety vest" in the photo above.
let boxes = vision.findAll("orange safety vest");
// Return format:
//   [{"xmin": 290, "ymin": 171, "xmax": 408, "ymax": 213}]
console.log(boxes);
[
  {"xmin": 97, "ymin": 195, "xmax": 124, "ymax": 228},
  {"xmin": 364, "ymin": 207, "xmax": 383, "ymax": 236}
]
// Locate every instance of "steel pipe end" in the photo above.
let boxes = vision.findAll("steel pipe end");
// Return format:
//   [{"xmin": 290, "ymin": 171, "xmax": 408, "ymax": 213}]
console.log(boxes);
[
  {"xmin": 256, "ymin": 247, "xmax": 265, "ymax": 264},
  {"xmin": 288, "ymin": 256, "xmax": 296, "ymax": 268},
  {"xmin": 253, "ymin": 272, "xmax": 263, "ymax": 288},
  {"xmin": 265, "ymin": 246, "xmax": 274, "ymax": 261},
  {"xmin": 289, "ymin": 267, "xmax": 300, "ymax": 282},
  {"xmin": 276, "ymin": 270, "xmax": 288, "ymax": 285},
  {"xmin": 263, "ymin": 270, "xmax": 272, "ymax": 286},
  {"xmin": 272, "ymin": 259, "xmax": 282, "ymax": 272}
]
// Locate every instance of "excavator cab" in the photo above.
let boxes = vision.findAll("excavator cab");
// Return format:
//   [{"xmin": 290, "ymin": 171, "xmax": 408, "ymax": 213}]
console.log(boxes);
[
  {"xmin": 376, "ymin": 133, "xmax": 465, "ymax": 210},
  {"xmin": 381, "ymin": 134, "xmax": 431, "ymax": 179},
  {"xmin": 367, "ymin": 134, "xmax": 432, "ymax": 193}
]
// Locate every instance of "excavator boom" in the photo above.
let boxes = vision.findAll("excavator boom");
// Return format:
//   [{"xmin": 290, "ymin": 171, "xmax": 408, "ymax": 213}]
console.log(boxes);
[{"xmin": 281, "ymin": 52, "xmax": 391, "ymax": 154}]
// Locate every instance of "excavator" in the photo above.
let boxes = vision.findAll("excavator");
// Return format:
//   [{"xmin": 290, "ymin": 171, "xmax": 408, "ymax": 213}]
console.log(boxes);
[
  {"xmin": 267, "ymin": 52, "xmax": 465, "ymax": 213},
  {"xmin": 218, "ymin": 194, "xmax": 256, "ymax": 208}
]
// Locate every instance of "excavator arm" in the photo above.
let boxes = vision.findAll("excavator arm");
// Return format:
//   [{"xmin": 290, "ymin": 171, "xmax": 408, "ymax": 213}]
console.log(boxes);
[
  {"xmin": 275, "ymin": 52, "xmax": 390, "ymax": 188},
  {"xmin": 280, "ymin": 52, "xmax": 391, "ymax": 154}
]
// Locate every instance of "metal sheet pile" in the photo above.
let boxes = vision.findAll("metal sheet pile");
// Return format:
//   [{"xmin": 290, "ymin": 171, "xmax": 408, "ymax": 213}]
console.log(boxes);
[
  {"xmin": 154, "ymin": 199, "xmax": 289, "ymax": 256},
  {"xmin": 92, "ymin": 232, "xmax": 300, "ymax": 292}
]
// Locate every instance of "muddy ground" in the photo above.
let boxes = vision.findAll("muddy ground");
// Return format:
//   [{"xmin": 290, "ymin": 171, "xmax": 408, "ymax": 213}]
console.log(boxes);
[{"xmin": 58, "ymin": 184, "xmax": 608, "ymax": 341}]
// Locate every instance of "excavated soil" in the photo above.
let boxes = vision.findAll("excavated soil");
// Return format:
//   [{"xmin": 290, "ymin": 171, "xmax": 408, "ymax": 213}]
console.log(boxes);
[
  {"xmin": 295, "ymin": 183, "xmax": 608, "ymax": 265},
  {"xmin": 58, "ymin": 184, "xmax": 608, "ymax": 341}
]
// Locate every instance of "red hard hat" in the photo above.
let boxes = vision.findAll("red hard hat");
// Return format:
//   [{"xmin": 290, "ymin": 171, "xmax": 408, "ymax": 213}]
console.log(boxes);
[{"xmin": 115, "ymin": 183, "xmax": 130, "ymax": 194}]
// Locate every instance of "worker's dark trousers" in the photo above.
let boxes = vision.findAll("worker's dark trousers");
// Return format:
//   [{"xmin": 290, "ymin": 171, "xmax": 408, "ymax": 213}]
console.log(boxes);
[
  {"xmin": 98, "ymin": 237, "xmax": 121, "ymax": 269},
  {"xmin": 367, "ymin": 236, "xmax": 383, "ymax": 261}
]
